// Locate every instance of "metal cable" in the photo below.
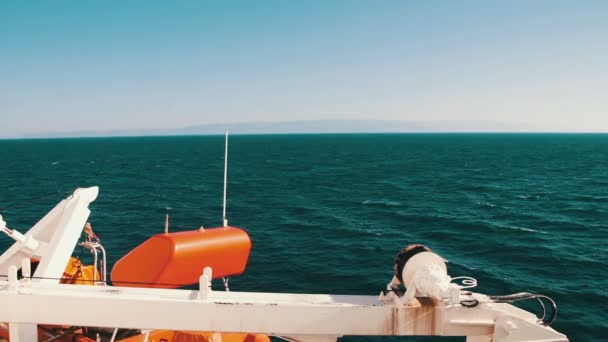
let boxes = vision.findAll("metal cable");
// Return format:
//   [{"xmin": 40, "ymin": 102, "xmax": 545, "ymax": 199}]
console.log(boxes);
[
  {"xmin": 489, "ymin": 292, "xmax": 557, "ymax": 326},
  {"xmin": 0, "ymin": 274, "xmax": 201, "ymax": 288}
]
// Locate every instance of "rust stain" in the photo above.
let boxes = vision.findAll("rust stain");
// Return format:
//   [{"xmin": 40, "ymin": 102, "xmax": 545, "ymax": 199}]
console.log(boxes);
[
  {"xmin": 390, "ymin": 306, "xmax": 397, "ymax": 335},
  {"xmin": 415, "ymin": 297, "xmax": 437, "ymax": 335},
  {"xmin": 389, "ymin": 297, "xmax": 440, "ymax": 336}
]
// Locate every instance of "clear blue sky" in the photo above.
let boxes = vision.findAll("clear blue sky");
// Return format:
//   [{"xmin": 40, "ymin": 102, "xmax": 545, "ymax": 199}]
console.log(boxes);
[{"xmin": 1, "ymin": 1, "xmax": 607, "ymax": 137}]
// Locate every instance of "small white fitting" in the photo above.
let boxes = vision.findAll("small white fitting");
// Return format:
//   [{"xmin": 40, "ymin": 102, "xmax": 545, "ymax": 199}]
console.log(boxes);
[{"xmin": 199, "ymin": 267, "xmax": 213, "ymax": 300}]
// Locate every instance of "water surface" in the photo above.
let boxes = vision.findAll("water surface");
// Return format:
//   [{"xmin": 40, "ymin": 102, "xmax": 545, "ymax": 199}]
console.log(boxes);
[{"xmin": 1, "ymin": 134, "xmax": 606, "ymax": 340}]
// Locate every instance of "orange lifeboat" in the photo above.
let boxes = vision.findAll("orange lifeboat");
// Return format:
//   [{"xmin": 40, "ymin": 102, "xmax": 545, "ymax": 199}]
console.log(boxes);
[{"xmin": 111, "ymin": 227, "xmax": 251, "ymax": 288}]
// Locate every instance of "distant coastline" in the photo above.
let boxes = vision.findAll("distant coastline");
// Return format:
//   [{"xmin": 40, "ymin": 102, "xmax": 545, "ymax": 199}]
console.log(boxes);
[{"xmin": 4, "ymin": 119, "xmax": 606, "ymax": 140}]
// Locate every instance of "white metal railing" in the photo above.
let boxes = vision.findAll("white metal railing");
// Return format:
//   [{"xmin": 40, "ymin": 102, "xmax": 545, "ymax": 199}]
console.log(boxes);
[{"xmin": 0, "ymin": 265, "xmax": 568, "ymax": 342}]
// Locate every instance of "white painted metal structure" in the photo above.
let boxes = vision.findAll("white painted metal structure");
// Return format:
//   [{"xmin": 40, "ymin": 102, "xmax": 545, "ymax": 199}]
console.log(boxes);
[
  {"xmin": 0, "ymin": 187, "xmax": 98, "ymax": 280},
  {"xmin": 0, "ymin": 188, "xmax": 568, "ymax": 342},
  {"xmin": 0, "ymin": 187, "xmax": 99, "ymax": 341}
]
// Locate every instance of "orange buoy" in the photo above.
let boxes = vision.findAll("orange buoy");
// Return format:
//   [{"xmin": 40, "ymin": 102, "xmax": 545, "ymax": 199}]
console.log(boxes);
[{"xmin": 111, "ymin": 227, "xmax": 251, "ymax": 288}]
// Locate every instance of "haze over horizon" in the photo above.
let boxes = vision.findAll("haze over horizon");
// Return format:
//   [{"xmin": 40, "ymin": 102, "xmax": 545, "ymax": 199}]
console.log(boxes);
[
  {"xmin": 15, "ymin": 119, "xmax": 539, "ymax": 139},
  {"xmin": 1, "ymin": 1, "xmax": 607, "ymax": 138}
]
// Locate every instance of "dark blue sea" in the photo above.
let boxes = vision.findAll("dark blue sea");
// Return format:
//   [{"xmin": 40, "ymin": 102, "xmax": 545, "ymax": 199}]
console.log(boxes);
[{"xmin": 0, "ymin": 134, "xmax": 606, "ymax": 341}]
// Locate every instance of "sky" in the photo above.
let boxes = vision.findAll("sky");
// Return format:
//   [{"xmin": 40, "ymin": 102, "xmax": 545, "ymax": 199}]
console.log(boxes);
[{"xmin": 1, "ymin": 1, "xmax": 607, "ymax": 137}]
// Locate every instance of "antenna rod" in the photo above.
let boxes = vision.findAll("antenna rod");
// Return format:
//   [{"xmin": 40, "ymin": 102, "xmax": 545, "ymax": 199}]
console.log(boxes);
[
  {"xmin": 164, "ymin": 212, "xmax": 169, "ymax": 234},
  {"xmin": 222, "ymin": 130, "xmax": 229, "ymax": 227}
]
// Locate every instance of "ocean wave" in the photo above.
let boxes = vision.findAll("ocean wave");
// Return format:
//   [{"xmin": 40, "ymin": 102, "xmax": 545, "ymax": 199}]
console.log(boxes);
[
  {"xmin": 361, "ymin": 199, "xmax": 401, "ymax": 207},
  {"xmin": 501, "ymin": 225, "xmax": 546, "ymax": 233},
  {"xmin": 571, "ymin": 194, "xmax": 608, "ymax": 203},
  {"xmin": 516, "ymin": 194, "xmax": 541, "ymax": 200},
  {"xmin": 476, "ymin": 201, "xmax": 498, "ymax": 208}
]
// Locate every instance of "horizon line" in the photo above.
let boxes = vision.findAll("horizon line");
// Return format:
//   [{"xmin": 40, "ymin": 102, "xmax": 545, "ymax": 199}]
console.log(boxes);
[{"xmin": 3, "ymin": 131, "xmax": 608, "ymax": 141}]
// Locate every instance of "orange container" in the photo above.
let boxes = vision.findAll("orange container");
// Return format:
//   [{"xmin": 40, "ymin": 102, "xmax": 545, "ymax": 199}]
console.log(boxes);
[
  {"xmin": 61, "ymin": 257, "xmax": 101, "ymax": 285},
  {"xmin": 111, "ymin": 227, "xmax": 251, "ymax": 288}
]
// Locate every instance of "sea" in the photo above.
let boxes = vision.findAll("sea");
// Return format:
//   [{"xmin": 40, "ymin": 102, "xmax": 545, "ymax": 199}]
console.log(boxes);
[{"xmin": 0, "ymin": 134, "xmax": 606, "ymax": 341}]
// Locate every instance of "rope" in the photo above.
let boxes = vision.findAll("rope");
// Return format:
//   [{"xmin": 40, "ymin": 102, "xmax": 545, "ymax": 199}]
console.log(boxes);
[
  {"xmin": 489, "ymin": 292, "xmax": 557, "ymax": 326},
  {"xmin": 381, "ymin": 283, "xmax": 557, "ymax": 326}
]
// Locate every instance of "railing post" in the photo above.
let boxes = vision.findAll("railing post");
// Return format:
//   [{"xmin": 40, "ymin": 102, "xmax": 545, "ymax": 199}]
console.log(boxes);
[
  {"xmin": 8, "ymin": 265, "xmax": 18, "ymax": 291},
  {"xmin": 199, "ymin": 267, "xmax": 213, "ymax": 300}
]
